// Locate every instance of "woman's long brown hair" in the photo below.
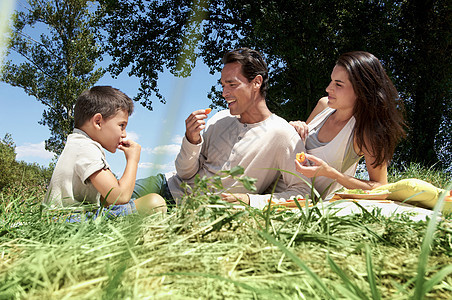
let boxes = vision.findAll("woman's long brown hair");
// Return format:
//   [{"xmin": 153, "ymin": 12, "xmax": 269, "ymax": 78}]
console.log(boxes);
[{"xmin": 337, "ymin": 51, "xmax": 406, "ymax": 167}]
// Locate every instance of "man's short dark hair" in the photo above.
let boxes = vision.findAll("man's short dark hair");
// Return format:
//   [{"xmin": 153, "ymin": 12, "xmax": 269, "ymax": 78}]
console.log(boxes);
[
  {"xmin": 222, "ymin": 47, "xmax": 269, "ymax": 98},
  {"xmin": 74, "ymin": 86, "xmax": 133, "ymax": 128}
]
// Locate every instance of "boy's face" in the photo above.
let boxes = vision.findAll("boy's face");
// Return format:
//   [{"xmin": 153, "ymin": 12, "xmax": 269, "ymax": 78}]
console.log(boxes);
[{"xmin": 99, "ymin": 109, "xmax": 128, "ymax": 153}]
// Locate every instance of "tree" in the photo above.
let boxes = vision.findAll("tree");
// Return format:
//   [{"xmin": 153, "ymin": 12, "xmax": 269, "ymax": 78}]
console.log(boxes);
[
  {"xmin": 0, "ymin": 133, "xmax": 53, "ymax": 198},
  {"xmin": 1, "ymin": 0, "xmax": 105, "ymax": 154},
  {"xmin": 390, "ymin": 0, "xmax": 452, "ymax": 169},
  {"xmin": 100, "ymin": 0, "xmax": 451, "ymax": 169},
  {"xmin": 100, "ymin": 0, "xmax": 400, "ymax": 116},
  {"xmin": 0, "ymin": 133, "xmax": 18, "ymax": 190},
  {"xmin": 99, "ymin": 0, "xmax": 210, "ymax": 109}
]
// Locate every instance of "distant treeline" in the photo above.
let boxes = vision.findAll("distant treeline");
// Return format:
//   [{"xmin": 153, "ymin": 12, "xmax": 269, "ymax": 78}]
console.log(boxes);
[{"xmin": 0, "ymin": 134, "xmax": 53, "ymax": 199}]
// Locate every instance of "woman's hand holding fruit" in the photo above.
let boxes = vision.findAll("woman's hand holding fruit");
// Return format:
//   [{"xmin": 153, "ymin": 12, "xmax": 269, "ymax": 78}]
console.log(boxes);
[{"xmin": 295, "ymin": 152, "xmax": 334, "ymax": 179}]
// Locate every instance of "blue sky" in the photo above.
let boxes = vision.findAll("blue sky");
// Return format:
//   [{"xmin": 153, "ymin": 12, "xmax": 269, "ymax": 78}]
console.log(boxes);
[
  {"xmin": 0, "ymin": 66, "xmax": 219, "ymax": 179},
  {"xmin": 0, "ymin": 0, "xmax": 220, "ymax": 179}
]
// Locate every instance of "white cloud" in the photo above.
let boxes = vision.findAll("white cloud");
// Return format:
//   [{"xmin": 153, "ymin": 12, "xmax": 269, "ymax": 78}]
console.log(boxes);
[
  {"xmin": 16, "ymin": 141, "xmax": 54, "ymax": 159},
  {"xmin": 143, "ymin": 144, "xmax": 181, "ymax": 155},
  {"xmin": 125, "ymin": 131, "xmax": 139, "ymax": 142},
  {"xmin": 171, "ymin": 134, "xmax": 184, "ymax": 144},
  {"xmin": 138, "ymin": 161, "xmax": 175, "ymax": 174},
  {"xmin": 135, "ymin": 138, "xmax": 183, "ymax": 175}
]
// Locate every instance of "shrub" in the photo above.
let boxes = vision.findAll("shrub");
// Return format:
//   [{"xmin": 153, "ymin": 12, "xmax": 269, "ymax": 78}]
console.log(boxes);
[{"xmin": 0, "ymin": 134, "xmax": 53, "ymax": 200}]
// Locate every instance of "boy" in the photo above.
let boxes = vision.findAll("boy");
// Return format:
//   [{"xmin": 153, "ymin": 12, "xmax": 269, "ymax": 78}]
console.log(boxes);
[{"xmin": 44, "ymin": 86, "xmax": 166, "ymax": 218}]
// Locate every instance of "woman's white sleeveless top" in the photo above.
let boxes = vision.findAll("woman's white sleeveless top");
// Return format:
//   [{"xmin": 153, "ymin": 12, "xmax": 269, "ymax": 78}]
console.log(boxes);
[{"xmin": 306, "ymin": 107, "xmax": 359, "ymax": 198}]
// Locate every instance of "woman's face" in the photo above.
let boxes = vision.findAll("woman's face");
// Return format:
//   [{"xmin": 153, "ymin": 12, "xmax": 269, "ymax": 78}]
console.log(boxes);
[{"xmin": 325, "ymin": 65, "xmax": 357, "ymax": 112}]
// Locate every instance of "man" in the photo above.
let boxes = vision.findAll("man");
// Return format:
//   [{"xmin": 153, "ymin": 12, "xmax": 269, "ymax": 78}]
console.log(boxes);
[{"xmin": 134, "ymin": 47, "xmax": 310, "ymax": 209}]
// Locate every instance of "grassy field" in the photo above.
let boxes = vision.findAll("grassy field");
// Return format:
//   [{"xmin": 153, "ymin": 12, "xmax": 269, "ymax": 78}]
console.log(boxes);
[{"xmin": 0, "ymin": 164, "xmax": 451, "ymax": 299}]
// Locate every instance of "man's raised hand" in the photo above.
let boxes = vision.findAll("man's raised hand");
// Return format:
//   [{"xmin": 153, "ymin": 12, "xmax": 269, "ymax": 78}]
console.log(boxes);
[{"xmin": 185, "ymin": 109, "xmax": 210, "ymax": 144}]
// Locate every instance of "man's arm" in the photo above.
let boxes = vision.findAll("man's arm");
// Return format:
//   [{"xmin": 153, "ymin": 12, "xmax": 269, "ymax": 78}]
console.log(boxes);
[
  {"xmin": 248, "ymin": 174, "xmax": 310, "ymax": 209},
  {"xmin": 251, "ymin": 140, "xmax": 311, "ymax": 209},
  {"xmin": 221, "ymin": 175, "xmax": 311, "ymax": 209},
  {"xmin": 175, "ymin": 109, "xmax": 210, "ymax": 180},
  {"xmin": 174, "ymin": 135, "xmax": 203, "ymax": 180},
  {"xmin": 222, "ymin": 130, "xmax": 311, "ymax": 209}
]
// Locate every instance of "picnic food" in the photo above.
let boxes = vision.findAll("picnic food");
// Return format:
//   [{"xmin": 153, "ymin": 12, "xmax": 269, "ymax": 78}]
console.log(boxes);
[
  {"xmin": 268, "ymin": 196, "xmax": 310, "ymax": 208},
  {"xmin": 338, "ymin": 188, "xmax": 371, "ymax": 194},
  {"xmin": 335, "ymin": 188, "xmax": 390, "ymax": 200},
  {"xmin": 445, "ymin": 190, "xmax": 452, "ymax": 202},
  {"xmin": 205, "ymin": 108, "xmax": 212, "ymax": 114},
  {"xmin": 337, "ymin": 188, "xmax": 390, "ymax": 195},
  {"xmin": 296, "ymin": 152, "xmax": 306, "ymax": 163}
]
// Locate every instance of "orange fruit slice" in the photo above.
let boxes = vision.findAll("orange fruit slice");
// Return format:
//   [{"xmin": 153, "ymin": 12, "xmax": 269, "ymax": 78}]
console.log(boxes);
[
  {"xmin": 205, "ymin": 108, "xmax": 212, "ymax": 114},
  {"xmin": 296, "ymin": 152, "xmax": 306, "ymax": 163}
]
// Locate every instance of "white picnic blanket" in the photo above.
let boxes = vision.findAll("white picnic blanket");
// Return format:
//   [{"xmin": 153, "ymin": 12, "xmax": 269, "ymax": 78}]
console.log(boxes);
[{"xmin": 322, "ymin": 199, "xmax": 438, "ymax": 222}]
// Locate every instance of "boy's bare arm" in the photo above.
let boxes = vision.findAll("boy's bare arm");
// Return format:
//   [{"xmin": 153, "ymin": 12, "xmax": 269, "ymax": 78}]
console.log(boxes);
[{"xmin": 90, "ymin": 140, "xmax": 141, "ymax": 205}]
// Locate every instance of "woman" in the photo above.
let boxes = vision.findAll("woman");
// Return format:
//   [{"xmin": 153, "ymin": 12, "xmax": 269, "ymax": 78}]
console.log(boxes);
[{"xmin": 291, "ymin": 51, "xmax": 406, "ymax": 197}]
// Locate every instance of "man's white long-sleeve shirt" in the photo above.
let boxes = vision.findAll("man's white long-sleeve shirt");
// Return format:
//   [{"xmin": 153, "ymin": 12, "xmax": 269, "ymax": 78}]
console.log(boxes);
[{"xmin": 166, "ymin": 110, "xmax": 310, "ymax": 209}]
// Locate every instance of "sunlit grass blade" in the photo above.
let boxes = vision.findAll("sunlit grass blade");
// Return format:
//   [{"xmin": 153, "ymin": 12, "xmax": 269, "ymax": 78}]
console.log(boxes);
[
  {"xmin": 421, "ymin": 265, "xmax": 452, "ymax": 294},
  {"xmin": 365, "ymin": 244, "xmax": 381, "ymax": 300},
  {"xmin": 413, "ymin": 183, "xmax": 452, "ymax": 299},
  {"xmin": 153, "ymin": 272, "xmax": 274, "ymax": 296},
  {"xmin": 327, "ymin": 255, "xmax": 370, "ymax": 299},
  {"xmin": 264, "ymin": 176, "xmax": 280, "ymax": 233},
  {"xmin": 333, "ymin": 286, "xmax": 364, "ymax": 300},
  {"xmin": 258, "ymin": 230, "xmax": 335, "ymax": 298},
  {"xmin": 104, "ymin": 263, "xmax": 127, "ymax": 299},
  {"xmin": 202, "ymin": 210, "xmax": 247, "ymax": 236}
]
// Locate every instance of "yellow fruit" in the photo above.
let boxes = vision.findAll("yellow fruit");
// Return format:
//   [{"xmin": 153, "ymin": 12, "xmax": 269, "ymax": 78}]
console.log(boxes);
[{"xmin": 296, "ymin": 152, "xmax": 306, "ymax": 163}]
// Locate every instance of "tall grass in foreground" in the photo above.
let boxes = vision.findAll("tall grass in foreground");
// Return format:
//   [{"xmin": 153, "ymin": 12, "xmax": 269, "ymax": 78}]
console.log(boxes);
[{"xmin": 0, "ymin": 166, "xmax": 451, "ymax": 299}]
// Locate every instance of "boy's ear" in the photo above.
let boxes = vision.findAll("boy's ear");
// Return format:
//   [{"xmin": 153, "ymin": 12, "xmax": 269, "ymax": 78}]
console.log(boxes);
[{"xmin": 92, "ymin": 113, "xmax": 103, "ymax": 129}]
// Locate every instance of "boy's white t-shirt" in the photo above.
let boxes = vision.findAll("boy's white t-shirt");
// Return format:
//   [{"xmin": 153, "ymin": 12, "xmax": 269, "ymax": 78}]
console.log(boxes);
[{"xmin": 44, "ymin": 128, "xmax": 109, "ymax": 209}]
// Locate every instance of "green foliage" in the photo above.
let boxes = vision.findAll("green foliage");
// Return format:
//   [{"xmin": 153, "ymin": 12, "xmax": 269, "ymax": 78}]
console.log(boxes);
[
  {"xmin": 412, "ymin": 182, "xmax": 451, "ymax": 299},
  {"xmin": 1, "ymin": 168, "xmax": 451, "ymax": 298},
  {"xmin": 1, "ymin": 163, "xmax": 452, "ymax": 298},
  {"xmin": 388, "ymin": 162, "xmax": 451, "ymax": 189},
  {"xmin": 98, "ymin": 0, "xmax": 210, "ymax": 109},
  {"xmin": 0, "ymin": 134, "xmax": 52, "ymax": 199},
  {"xmin": 99, "ymin": 0, "xmax": 451, "ymax": 170},
  {"xmin": 175, "ymin": 165, "xmax": 256, "ymax": 233},
  {"xmin": 1, "ymin": 0, "xmax": 105, "ymax": 154},
  {"xmin": 391, "ymin": 0, "xmax": 452, "ymax": 169},
  {"xmin": 0, "ymin": 134, "xmax": 17, "ymax": 191}
]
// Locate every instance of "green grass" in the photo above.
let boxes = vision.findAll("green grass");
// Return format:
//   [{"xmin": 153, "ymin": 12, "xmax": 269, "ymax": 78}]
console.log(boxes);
[
  {"xmin": 0, "ymin": 165, "xmax": 451, "ymax": 299},
  {"xmin": 388, "ymin": 162, "xmax": 451, "ymax": 189}
]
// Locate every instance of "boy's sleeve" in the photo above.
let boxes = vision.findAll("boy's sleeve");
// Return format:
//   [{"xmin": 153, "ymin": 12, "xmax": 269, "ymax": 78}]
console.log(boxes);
[{"xmin": 75, "ymin": 143, "xmax": 110, "ymax": 184}]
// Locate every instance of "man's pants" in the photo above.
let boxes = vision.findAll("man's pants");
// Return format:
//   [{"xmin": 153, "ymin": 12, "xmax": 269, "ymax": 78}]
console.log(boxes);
[{"xmin": 133, "ymin": 173, "xmax": 176, "ymax": 206}]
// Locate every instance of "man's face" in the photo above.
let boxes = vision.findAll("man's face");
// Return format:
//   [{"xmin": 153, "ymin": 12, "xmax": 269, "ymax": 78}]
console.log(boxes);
[{"xmin": 220, "ymin": 62, "xmax": 257, "ymax": 117}]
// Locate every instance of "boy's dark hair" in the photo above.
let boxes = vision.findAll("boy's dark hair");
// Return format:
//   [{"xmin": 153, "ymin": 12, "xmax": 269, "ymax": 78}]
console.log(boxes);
[
  {"xmin": 222, "ymin": 47, "xmax": 269, "ymax": 98},
  {"xmin": 74, "ymin": 86, "xmax": 134, "ymax": 128}
]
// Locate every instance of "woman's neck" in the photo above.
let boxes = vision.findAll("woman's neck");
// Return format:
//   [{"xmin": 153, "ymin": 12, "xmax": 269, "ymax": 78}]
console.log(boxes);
[{"xmin": 330, "ymin": 108, "xmax": 353, "ymax": 124}]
